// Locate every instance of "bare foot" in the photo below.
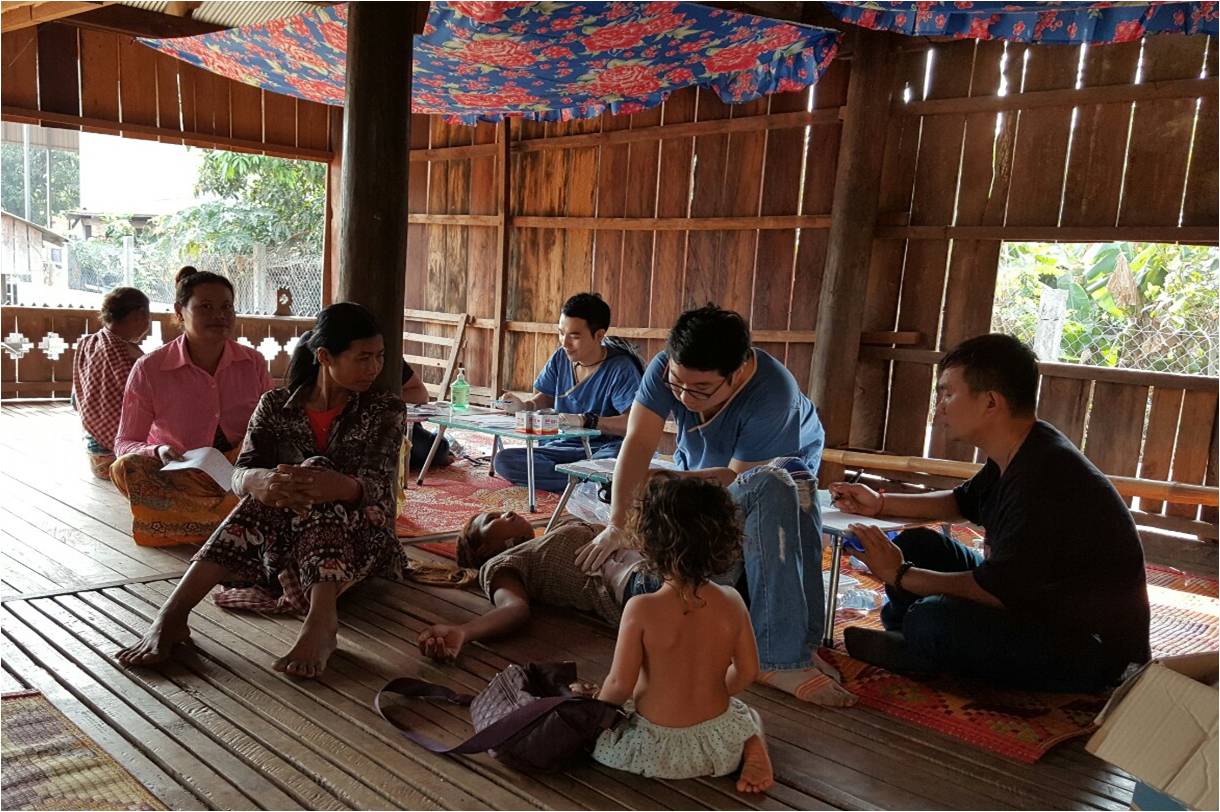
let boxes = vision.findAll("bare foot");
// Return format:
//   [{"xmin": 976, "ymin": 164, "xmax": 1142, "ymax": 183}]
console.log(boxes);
[
  {"xmin": 273, "ymin": 618, "xmax": 337, "ymax": 679},
  {"xmin": 737, "ymin": 735, "xmax": 775, "ymax": 793},
  {"xmin": 116, "ymin": 616, "xmax": 191, "ymax": 666}
]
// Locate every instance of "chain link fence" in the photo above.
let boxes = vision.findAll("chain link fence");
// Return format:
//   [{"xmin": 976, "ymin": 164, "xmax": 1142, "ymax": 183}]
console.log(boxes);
[
  {"xmin": 993, "ymin": 288, "xmax": 1219, "ymax": 376},
  {"xmin": 50, "ymin": 236, "xmax": 323, "ymax": 316}
]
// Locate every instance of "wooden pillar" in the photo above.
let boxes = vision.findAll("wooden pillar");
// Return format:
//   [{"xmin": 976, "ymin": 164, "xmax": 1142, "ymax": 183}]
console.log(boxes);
[
  {"xmin": 808, "ymin": 29, "xmax": 900, "ymax": 479},
  {"xmin": 336, "ymin": 1, "xmax": 412, "ymax": 392},
  {"xmin": 489, "ymin": 119, "xmax": 512, "ymax": 395},
  {"xmin": 321, "ymin": 106, "xmax": 344, "ymax": 308}
]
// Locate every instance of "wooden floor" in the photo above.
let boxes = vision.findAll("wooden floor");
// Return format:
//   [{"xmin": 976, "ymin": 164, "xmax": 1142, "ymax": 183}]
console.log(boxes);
[{"xmin": 0, "ymin": 402, "xmax": 1138, "ymax": 810}]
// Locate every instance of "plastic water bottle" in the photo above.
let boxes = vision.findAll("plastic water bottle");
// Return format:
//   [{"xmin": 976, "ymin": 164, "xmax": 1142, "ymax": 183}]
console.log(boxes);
[
  {"xmin": 449, "ymin": 368, "xmax": 470, "ymax": 411},
  {"xmin": 838, "ymin": 588, "xmax": 882, "ymax": 611}
]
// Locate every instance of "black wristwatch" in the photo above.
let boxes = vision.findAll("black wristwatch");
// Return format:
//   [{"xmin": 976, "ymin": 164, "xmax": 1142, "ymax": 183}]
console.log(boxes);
[
  {"xmin": 892, "ymin": 561, "xmax": 914, "ymax": 591},
  {"xmin": 582, "ymin": 412, "xmax": 600, "ymax": 430}
]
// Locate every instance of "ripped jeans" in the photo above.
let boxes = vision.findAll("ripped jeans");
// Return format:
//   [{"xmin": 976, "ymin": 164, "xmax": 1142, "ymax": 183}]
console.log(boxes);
[{"xmin": 624, "ymin": 459, "xmax": 823, "ymax": 670}]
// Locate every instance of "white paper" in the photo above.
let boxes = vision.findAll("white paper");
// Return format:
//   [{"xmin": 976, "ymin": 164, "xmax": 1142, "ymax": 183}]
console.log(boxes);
[
  {"xmin": 559, "ymin": 457, "xmax": 677, "ymax": 477},
  {"xmin": 161, "ymin": 447, "xmax": 235, "ymax": 491}
]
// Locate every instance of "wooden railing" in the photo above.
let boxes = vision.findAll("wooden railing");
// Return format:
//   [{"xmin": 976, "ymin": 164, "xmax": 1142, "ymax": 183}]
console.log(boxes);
[{"xmin": 1, "ymin": 305, "xmax": 314, "ymax": 398}]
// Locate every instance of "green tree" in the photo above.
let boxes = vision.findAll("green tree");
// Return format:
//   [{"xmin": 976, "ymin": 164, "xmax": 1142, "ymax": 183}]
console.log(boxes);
[
  {"xmin": 0, "ymin": 144, "xmax": 80, "ymax": 227},
  {"xmin": 141, "ymin": 150, "xmax": 325, "ymax": 264}
]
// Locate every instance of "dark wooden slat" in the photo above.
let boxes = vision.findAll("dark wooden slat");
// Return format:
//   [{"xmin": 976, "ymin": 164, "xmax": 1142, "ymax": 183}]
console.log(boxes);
[
  {"xmin": 1167, "ymin": 389, "xmax": 1219, "ymax": 520},
  {"xmin": 1139, "ymin": 387, "xmax": 1185, "ymax": 514},
  {"xmin": 1037, "ymin": 375, "xmax": 1092, "ymax": 448},
  {"xmin": 36, "ymin": 23, "xmax": 80, "ymax": 122},
  {"xmin": 1083, "ymin": 383, "xmax": 1150, "ymax": 501},
  {"xmin": 1, "ymin": 28, "xmax": 39, "ymax": 110}
]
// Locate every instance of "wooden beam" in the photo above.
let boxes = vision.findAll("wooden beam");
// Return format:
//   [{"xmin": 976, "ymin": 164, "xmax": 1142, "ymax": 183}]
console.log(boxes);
[
  {"xmin": 876, "ymin": 224, "xmax": 1218, "ymax": 245},
  {"xmin": 58, "ymin": 2, "xmax": 227, "ymax": 36},
  {"xmin": 336, "ymin": 2, "xmax": 412, "ymax": 393},
  {"xmin": 822, "ymin": 448, "xmax": 1220, "ymax": 506},
  {"xmin": 898, "ymin": 76, "xmax": 1217, "ymax": 118},
  {"xmin": 321, "ymin": 106, "xmax": 343, "ymax": 306},
  {"xmin": 408, "ymin": 213, "xmax": 500, "ymax": 227},
  {"xmin": 860, "ymin": 346, "xmax": 1219, "ymax": 392},
  {"xmin": 489, "ymin": 120, "xmax": 512, "ymax": 396},
  {"xmin": 808, "ymin": 28, "xmax": 900, "ymax": 482},
  {"xmin": 503, "ymin": 321, "xmax": 922, "ymax": 347},
  {"xmin": 513, "ymin": 107, "xmax": 843, "ymax": 153},
  {"xmin": 409, "ymin": 142, "xmax": 498, "ymax": 162},
  {"xmin": 1, "ymin": 106, "xmax": 333, "ymax": 162},
  {"xmin": 511, "ymin": 214, "xmax": 835, "ymax": 231},
  {"xmin": 1, "ymin": 1, "xmax": 110, "ymax": 32}
]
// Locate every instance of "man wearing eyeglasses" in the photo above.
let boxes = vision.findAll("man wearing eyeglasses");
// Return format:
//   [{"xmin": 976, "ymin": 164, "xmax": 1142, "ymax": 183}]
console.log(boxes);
[{"xmin": 575, "ymin": 305, "xmax": 853, "ymax": 706}]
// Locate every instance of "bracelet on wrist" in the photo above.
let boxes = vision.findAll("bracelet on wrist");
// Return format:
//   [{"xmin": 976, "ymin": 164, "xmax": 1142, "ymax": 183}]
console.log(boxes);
[
  {"xmin": 892, "ymin": 560, "xmax": 913, "ymax": 591},
  {"xmin": 583, "ymin": 412, "xmax": 600, "ymax": 430},
  {"xmin": 876, "ymin": 490, "xmax": 886, "ymax": 517}
]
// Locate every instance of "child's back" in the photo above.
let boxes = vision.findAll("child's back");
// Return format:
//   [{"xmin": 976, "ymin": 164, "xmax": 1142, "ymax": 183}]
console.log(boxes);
[
  {"xmin": 629, "ymin": 581, "xmax": 750, "ymax": 727},
  {"xmin": 591, "ymin": 475, "xmax": 774, "ymax": 792}
]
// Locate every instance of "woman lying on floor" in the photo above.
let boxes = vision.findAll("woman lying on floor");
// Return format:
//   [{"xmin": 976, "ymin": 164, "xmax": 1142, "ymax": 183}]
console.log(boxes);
[{"xmin": 118, "ymin": 302, "xmax": 409, "ymax": 677}]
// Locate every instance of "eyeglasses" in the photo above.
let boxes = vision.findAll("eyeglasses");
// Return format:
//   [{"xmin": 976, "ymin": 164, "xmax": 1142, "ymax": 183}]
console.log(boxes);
[{"xmin": 663, "ymin": 362, "xmax": 727, "ymax": 401}]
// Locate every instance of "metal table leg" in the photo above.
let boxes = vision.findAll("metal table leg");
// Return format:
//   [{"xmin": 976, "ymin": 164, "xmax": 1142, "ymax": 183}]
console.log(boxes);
[
  {"xmin": 526, "ymin": 437, "xmax": 537, "ymax": 513},
  {"xmin": 822, "ymin": 533, "xmax": 845, "ymax": 647},
  {"xmin": 581, "ymin": 436, "xmax": 593, "ymax": 459},
  {"xmin": 489, "ymin": 435, "xmax": 501, "ymax": 477},
  {"xmin": 415, "ymin": 426, "xmax": 447, "ymax": 486},
  {"xmin": 546, "ymin": 475, "xmax": 578, "ymax": 532}
]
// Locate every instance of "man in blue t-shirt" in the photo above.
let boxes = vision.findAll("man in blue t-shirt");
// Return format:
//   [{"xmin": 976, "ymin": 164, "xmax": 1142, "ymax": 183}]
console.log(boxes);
[
  {"xmin": 494, "ymin": 292, "xmax": 643, "ymax": 492},
  {"xmin": 575, "ymin": 305, "xmax": 852, "ymax": 706}
]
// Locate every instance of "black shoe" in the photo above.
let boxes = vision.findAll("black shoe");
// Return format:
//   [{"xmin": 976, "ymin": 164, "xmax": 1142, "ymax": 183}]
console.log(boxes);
[{"xmin": 843, "ymin": 627, "xmax": 939, "ymax": 676}]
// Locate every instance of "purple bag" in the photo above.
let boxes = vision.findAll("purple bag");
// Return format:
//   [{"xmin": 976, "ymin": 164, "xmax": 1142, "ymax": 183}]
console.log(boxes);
[{"xmin": 376, "ymin": 661, "xmax": 622, "ymax": 773}]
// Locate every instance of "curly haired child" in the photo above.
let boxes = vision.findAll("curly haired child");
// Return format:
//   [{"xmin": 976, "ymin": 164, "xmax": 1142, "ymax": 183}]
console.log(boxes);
[{"xmin": 590, "ymin": 474, "xmax": 774, "ymax": 793}]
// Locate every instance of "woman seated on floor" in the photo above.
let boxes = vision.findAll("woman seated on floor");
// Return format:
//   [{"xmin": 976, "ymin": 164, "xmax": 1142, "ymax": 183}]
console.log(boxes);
[
  {"xmin": 72, "ymin": 286, "xmax": 150, "ymax": 479},
  {"xmin": 110, "ymin": 267, "xmax": 272, "ymax": 546},
  {"xmin": 118, "ymin": 302, "xmax": 410, "ymax": 678}
]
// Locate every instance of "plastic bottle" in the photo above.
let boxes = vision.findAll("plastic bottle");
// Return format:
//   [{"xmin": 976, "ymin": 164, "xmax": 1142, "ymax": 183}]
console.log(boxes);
[
  {"xmin": 837, "ymin": 588, "xmax": 882, "ymax": 611},
  {"xmin": 449, "ymin": 368, "xmax": 470, "ymax": 410}
]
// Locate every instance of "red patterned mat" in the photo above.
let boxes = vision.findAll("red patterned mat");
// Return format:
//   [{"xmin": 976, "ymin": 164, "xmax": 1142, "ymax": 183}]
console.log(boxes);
[
  {"xmin": 826, "ymin": 546, "xmax": 1219, "ymax": 763},
  {"xmin": 396, "ymin": 431, "xmax": 560, "ymax": 540}
]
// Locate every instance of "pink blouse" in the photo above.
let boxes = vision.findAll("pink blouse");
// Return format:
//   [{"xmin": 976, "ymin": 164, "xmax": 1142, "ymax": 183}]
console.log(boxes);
[{"xmin": 115, "ymin": 335, "xmax": 273, "ymax": 458}]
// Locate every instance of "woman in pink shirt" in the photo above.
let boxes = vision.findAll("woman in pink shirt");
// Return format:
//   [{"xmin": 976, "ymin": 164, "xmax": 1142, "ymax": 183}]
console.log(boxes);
[{"xmin": 111, "ymin": 267, "xmax": 272, "ymax": 547}]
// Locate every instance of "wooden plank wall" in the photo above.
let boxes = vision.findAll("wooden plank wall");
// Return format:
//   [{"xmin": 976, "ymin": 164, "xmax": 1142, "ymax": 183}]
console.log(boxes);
[
  {"xmin": 0, "ymin": 24, "xmax": 333, "ymax": 159},
  {"xmin": 406, "ymin": 67, "xmax": 859, "ymax": 397}
]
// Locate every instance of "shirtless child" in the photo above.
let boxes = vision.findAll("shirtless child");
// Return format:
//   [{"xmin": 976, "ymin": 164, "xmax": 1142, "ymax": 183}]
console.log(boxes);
[{"xmin": 590, "ymin": 475, "xmax": 774, "ymax": 793}]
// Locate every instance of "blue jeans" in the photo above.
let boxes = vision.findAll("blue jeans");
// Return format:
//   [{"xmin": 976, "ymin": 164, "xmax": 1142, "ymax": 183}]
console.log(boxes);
[
  {"xmin": 493, "ymin": 439, "xmax": 621, "ymax": 493},
  {"xmin": 883, "ymin": 528, "xmax": 1122, "ymax": 692},
  {"xmin": 623, "ymin": 458, "xmax": 824, "ymax": 671}
]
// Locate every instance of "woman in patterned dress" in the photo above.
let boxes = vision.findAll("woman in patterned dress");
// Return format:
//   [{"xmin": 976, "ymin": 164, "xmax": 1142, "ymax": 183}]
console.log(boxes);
[{"xmin": 117, "ymin": 302, "xmax": 407, "ymax": 677}]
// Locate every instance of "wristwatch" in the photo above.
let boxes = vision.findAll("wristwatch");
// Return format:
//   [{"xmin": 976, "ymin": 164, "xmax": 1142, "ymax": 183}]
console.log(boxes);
[
  {"xmin": 892, "ymin": 561, "xmax": 914, "ymax": 591},
  {"xmin": 582, "ymin": 412, "xmax": 600, "ymax": 430}
]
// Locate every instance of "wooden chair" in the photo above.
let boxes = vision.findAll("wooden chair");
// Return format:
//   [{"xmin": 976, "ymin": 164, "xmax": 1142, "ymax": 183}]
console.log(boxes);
[{"xmin": 402, "ymin": 308, "xmax": 470, "ymax": 400}]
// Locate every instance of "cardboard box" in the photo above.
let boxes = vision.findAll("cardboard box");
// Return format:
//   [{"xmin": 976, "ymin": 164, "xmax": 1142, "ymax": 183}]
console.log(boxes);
[{"xmin": 1086, "ymin": 652, "xmax": 1218, "ymax": 811}]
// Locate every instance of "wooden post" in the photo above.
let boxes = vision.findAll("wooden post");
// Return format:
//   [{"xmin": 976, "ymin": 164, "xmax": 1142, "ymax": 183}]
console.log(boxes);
[
  {"xmin": 336, "ymin": 1, "xmax": 412, "ymax": 392},
  {"xmin": 321, "ymin": 106, "xmax": 343, "ymax": 308},
  {"xmin": 489, "ymin": 119, "xmax": 512, "ymax": 395},
  {"xmin": 808, "ymin": 29, "xmax": 900, "ymax": 480}
]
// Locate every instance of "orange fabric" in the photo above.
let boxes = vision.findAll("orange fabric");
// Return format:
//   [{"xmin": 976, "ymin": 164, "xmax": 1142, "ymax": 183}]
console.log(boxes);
[
  {"xmin": 305, "ymin": 402, "xmax": 345, "ymax": 453},
  {"xmin": 110, "ymin": 448, "xmax": 241, "ymax": 547}
]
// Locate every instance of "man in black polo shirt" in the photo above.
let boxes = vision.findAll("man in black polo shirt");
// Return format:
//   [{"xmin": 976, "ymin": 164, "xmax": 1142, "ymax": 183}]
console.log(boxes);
[{"xmin": 830, "ymin": 334, "xmax": 1150, "ymax": 692}]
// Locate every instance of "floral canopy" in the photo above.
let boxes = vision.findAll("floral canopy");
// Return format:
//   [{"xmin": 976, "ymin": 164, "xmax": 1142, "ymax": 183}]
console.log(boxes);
[
  {"xmin": 824, "ymin": 2, "xmax": 1218, "ymax": 44},
  {"xmin": 140, "ymin": 1, "xmax": 842, "ymax": 125}
]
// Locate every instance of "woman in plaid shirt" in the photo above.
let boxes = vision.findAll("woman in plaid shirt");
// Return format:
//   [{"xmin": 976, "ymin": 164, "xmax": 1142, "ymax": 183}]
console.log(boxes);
[{"xmin": 71, "ymin": 287, "xmax": 150, "ymax": 478}]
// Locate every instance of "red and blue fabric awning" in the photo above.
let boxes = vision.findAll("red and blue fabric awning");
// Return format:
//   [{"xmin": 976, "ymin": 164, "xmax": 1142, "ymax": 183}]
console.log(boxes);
[
  {"xmin": 824, "ymin": 2, "xmax": 1218, "ymax": 44},
  {"xmin": 139, "ymin": 2, "xmax": 841, "ymax": 125}
]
